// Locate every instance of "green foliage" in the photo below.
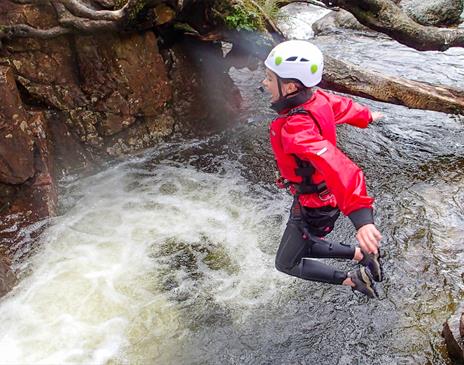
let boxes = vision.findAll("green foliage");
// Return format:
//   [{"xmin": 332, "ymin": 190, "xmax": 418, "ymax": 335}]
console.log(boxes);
[
  {"xmin": 225, "ymin": 4, "xmax": 262, "ymax": 31},
  {"xmin": 113, "ymin": 0, "xmax": 127, "ymax": 10},
  {"xmin": 173, "ymin": 22, "xmax": 201, "ymax": 35},
  {"xmin": 224, "ymin": 0, "xmax": 281, "ymax": 32},
  {"xmin": 260, "ymin": 0, "xmax": 280, "ymax": 21},
  {"xmin": 113, "ymin": 0, "xmax": 147, "ymax": 21},
  {"xmin": 128, "ymin": 0, "xmax": 147, "ymax": 21}
]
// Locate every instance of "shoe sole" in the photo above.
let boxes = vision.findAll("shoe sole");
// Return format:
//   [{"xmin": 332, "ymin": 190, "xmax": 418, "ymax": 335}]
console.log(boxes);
[
  {"xmin": 364, "ymin": 251, "xmax": 383, "ymax": 282},
  {"xmin": 369, "ymin": 260, "xmax": 383, "ymax": 282},
  {"xmin": 360, "ymin": 268, "xmax": 378, "ymax": 298}
]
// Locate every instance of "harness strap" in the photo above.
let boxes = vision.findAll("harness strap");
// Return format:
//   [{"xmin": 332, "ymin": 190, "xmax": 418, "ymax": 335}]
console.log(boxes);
[
  {"xmin": 295, "ymin": 167, "xmax": 314, "ymax": 176},
  {"xmin": 285, "ymin": 106, "xmax": 327, "ymax": 195},
  {"xmin": 293, "ymin": 182, "xmax": 327, "ymax": 194},
  {"xmin": 287, "ymin": 107, "xmax": 322, "ymax": 134}
]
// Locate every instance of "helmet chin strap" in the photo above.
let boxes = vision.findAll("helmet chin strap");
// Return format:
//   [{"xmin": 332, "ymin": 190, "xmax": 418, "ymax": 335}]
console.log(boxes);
[
  {"xmin": 271, "ymin": 88, "xmax": 313, "ymax": 113},
  {"xmin": 276, "ymin": 76, "xmax": 301, "ymax": 101}
]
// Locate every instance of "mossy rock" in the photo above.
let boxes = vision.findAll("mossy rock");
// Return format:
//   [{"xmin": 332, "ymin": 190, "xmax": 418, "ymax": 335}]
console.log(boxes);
[{"xmin": 203, "ymin": 246, "xmax": 239, "ymax": 274}]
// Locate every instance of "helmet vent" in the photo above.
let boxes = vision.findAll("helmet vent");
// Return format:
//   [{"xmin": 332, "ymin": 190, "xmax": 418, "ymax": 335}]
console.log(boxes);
[
  {"xmin": 300, "ymin": 58, "xmax": 309, "ymax": 62},
  {"xmin": 285, "ymin": 56, "xmax": 298, "ymax": 61}
]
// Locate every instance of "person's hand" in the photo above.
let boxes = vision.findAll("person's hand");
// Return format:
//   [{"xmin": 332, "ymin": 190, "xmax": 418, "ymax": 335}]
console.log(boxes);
[
  {"xmin": 356, "ymin": 224, "xmax": 382, "ymax": 254},
  {"xmin": 371, "ymin": 111, "xmax": 383, "ymax": 122}
]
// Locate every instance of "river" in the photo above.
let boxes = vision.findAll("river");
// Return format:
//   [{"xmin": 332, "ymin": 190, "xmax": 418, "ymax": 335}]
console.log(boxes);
[{"xmin": 0, "ymin": 4, "xmax": 463, "ymax": 365}]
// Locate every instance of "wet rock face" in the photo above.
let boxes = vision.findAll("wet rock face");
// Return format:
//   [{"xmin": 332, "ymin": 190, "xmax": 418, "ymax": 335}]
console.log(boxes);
[
  {"xmin": 0, "ymin": 67, "xmax": 35, "ymax": 184},
  {"xmin": 75, "ymin": 32, "xmax": 172, "ymax": 137},
  {"xmin": 0, "ymin": 65, "xmax": 57, "ymax": 247},
  {"xmin": 0, "ymin": 1, "xmax": 176, "ymax": 236},
  {"xmin": 400, "ymin": 0, "xmax": 464, "ymax": 26},
  {"xmin": 0, "ymin": 0, "xmax": 244, "ymax": 242},
  {"xmin": 0, "ymin": 254, "xmax": 16, "ymax": 299},
  {"xmin": 0, "ymin": 2, "xmax": 174, "ymax": 155},
  {"xmin": 0, "ymin": 65, "xmax": 53, "ymax": 201},
  {"xmin": 0, "ymin": 2, "xmax": 242, "ymax": 154}
]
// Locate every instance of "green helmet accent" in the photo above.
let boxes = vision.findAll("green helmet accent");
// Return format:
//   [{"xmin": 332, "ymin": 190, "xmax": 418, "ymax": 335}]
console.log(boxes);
[
  {"xmin": 311, "ymin": 64, "xmax": 318, "ymax": 74},
  {"xmin": 275, "ymin": 56, "xmax": 283, "ymax": 66}
]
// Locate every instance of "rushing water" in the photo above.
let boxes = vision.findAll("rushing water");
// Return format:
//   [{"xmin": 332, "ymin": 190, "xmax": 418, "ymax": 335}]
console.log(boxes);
[{"xmin": 1, "ymin": 4, "xmax": 464, "ymax": 365}]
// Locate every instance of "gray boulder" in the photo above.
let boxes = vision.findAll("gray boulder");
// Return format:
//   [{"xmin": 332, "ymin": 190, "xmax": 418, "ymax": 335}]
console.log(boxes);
[
  {"xmin": 312, "ymin": 9, "xmax": 371, "ymax": 36},
  {"xmin": 401, "ymin": 0, "xmax": 463, "ymax": 26}
]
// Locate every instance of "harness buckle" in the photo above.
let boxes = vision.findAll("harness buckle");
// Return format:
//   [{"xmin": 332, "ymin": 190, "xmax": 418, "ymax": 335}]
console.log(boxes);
[{"xmin": 318, "ymin": 189, "xmax": 332, "ymax": 202}]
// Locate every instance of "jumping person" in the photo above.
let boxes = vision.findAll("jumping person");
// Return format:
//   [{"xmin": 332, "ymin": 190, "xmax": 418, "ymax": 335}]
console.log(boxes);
[{"xmin": 262, "ymin": 40, "xmax": 383, "ymax": 298}]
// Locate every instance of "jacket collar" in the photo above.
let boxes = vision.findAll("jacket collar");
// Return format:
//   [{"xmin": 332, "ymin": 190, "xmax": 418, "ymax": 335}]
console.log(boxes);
[{"xmin": 271, "ymin": 88, "xmax": 314, "ymax": 114}]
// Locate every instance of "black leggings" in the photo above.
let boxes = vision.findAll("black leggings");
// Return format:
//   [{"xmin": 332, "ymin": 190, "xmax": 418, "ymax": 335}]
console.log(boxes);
[{"xmin": 275, "ymin": 198, "xmax": 355, "ymax": 284}]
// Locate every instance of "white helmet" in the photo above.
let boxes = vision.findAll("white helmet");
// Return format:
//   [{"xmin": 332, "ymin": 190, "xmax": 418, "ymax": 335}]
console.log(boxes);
[{"xmin": 264, "ymin": 40, "xmax": 323, "ymax": 87}]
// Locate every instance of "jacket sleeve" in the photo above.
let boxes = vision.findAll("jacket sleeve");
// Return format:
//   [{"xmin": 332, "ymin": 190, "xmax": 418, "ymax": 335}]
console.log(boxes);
[
  {"xmin": 281, "ymin": 115, "xmax": 374, "ymax": 229},
  {"xmin": 323, "ymin": 92, "xmax": 372, "ymax": 128}
]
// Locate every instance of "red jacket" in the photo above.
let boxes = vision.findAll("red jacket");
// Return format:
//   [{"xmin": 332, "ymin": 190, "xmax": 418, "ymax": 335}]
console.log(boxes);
[{"xmin": 270, "ymin": 89, "xmax": 374, "ymax": 229}]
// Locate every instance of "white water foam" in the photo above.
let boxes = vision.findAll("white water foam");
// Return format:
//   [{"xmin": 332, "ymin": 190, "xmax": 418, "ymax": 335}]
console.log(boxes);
[
  {"xmin": 277, "ymin": 3, "xmax": 331, "ymax": 40},
  {"xmin": 0, "ymin": 157, "xmax": 290, "ymax": 364}
]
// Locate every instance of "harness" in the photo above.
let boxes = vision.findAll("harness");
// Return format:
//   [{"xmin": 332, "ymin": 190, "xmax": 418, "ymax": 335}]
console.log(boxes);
[{"xmin": 275, "ymin": 107, "xmax": 330, "ymax": 200}]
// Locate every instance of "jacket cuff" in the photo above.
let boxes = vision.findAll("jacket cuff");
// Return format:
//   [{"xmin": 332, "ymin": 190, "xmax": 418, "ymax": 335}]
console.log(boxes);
[
  {"xmin": 367, "ymin": 109, "xmax": 373, "ymax": 124},
  {"xmin": 348, "ymin": 208, "xmax": 374, "ymax": 230}
]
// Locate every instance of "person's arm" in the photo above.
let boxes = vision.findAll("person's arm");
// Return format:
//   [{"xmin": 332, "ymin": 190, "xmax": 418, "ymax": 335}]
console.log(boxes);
[
  {"xmin": 320, "ymin": 91, "xmax": 373, "ymax": 128},
  {"xmin": 282, "ymin": 115, "xmax": 381, "ymax": 252}
]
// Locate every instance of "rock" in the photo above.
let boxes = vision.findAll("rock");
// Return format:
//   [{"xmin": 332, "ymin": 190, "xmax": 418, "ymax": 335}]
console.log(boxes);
[
  {"xmin": 154, "ymin": 4, "xmax": 176, "ymax": 25},
  {"xmin": 92, "ymin": 0, "xmax": 116, "ymax": 9},
  {"xmin": 75, "ymin": 31, "xmax": 172, "ymax": 139},
  {"xmin": 400, "ymin": 0, "xmax": 464, "ymax": 26},
  {"xmin": 0, "ymin": 2, "xmax": 97, "ymax": 148},
  {"xmin": 442, "ymin": 304, "xmax": 464, "ymax": 362},
  {"xmin": 312, "ymin": 9, "xmax": 371, "ymax": 36},
  {"xmin": 0, "ymin": 111, "xmax": 58, "ymax": 224},
  {"xmin": 0, "ymin": 2, "xmax": 174, "ymax": 154},
  {"xmin": 46, "ymin": 111, "xmax": 96, "ymax": 175},
  {"xmin": 1, "ymin": 0, "xmax": 243, "ymax": 154},
  {"xmin": 0, "ymin": 64, "xmax": 57, "ymax": 243},
  {"xmin": 105, "ymin": 109, "xmax": 176, "ymax": 156},
  {"xmin": 0, "ymin": 66, "xmax": 35, "ymax": 184},
  {"xmin": 460, "ymin": 312, "xmax": 464, "ymax": 337},
  {"xmin": 0, "ymin": 0, "xmax": 244, "ymax": 237},
  {"xmin": 312, "ymin": 1, "xmax": 463, "ymax": 33},
  {"xmin": 27, "ymin": 112, "xmax": 57, "ymax": 217},
  {"xmin": 0, "ymin": 254, "xmax": 16, "ymax": 298}
]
